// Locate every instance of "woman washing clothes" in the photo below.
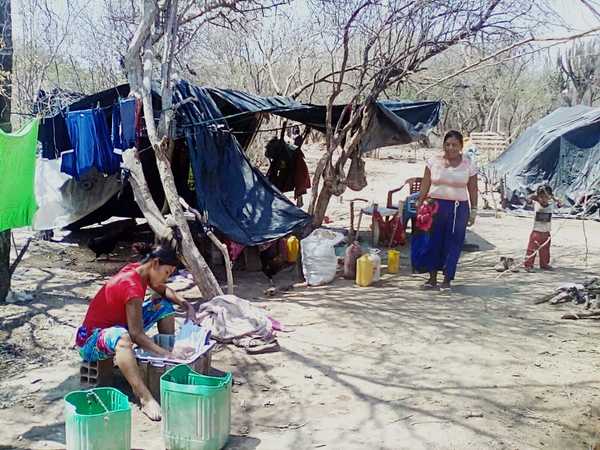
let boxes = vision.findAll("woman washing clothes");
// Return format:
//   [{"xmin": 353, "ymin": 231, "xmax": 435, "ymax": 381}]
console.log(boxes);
[
  {"xmin": 75, "ymin": 245, "xmax": 196, "ymax": 421},
  {"xmin": 414, "ymin": 130, "xmax": 478, "ymax": 291}
]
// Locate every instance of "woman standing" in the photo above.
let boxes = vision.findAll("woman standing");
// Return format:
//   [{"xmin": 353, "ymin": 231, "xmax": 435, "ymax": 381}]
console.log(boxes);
[{"xmin": 414, "ymin": 130, "xmax": 478, "ymax": 291}]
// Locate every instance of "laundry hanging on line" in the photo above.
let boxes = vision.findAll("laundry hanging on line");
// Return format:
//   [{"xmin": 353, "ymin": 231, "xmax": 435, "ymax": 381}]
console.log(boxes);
[
  {"xmin": 38, "ymin": 97, "xmax": 140, "ymax": 163},
  {"xmin": 111, "ymin": 98, "xmax": 137, "ymax": 151},
  {"xmin": 38, "ymin": 113, "xmax": 71, "ymax": 160},
  {"xmin": 61, "ymin": 108, "xmax": 121, "ymax": 180},
  {"xmin": 0, "ymin": 119, "xmax": 40, "ymax": 232}
]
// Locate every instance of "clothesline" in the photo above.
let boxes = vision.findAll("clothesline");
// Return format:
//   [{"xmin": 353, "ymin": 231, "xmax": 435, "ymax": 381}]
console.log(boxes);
[{"xmin": 232, "ymin": 126, "xmax": 294, "ymax": 135}]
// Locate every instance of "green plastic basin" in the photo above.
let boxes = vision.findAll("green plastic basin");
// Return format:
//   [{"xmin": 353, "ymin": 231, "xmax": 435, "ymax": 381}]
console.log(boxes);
[
  {"xmin": 64, "ymin": 387, "xmax": 131, "ymax": 450},
  {"xmin": 161, "ymin": 364, "xmax": 232, "ymax": 450}
]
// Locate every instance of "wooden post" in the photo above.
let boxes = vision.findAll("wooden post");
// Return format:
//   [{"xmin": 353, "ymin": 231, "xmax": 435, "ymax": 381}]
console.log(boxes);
[{"xmin": 0, "ymin": 0, "xmax": 13, "ymax": 303}]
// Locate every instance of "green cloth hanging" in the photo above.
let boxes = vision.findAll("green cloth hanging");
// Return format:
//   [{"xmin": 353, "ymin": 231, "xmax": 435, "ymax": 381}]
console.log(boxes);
[{"xmin": 0, "ymin": 119, "xmax": 40, "ymax": 232}]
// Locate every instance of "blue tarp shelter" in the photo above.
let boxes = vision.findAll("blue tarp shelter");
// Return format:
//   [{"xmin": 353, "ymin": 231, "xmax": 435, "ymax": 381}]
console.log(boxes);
[
  {"xmin": 35, "ymin": 81, "xmax": 441, "ymax": 244},
  {"xmin": 173, "ymin": 81, "xmax": 311, "ymax": 245},
  {"xmin": 490, "ymin": 105, "xmax": 600, "ymax": 204}
]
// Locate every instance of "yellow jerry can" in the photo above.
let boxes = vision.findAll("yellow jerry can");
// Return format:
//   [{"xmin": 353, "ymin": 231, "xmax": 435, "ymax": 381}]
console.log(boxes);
[
  {"xmin": 286, "ymin": 236, "xmax": 300, "ymax": 263},
  {"xmin": 387, "ymin": 249, "xmax": 400, "ymax": 274},
  {"xmin": 356, "ymin": 254, "xmax": 374, "ymax": 287}
]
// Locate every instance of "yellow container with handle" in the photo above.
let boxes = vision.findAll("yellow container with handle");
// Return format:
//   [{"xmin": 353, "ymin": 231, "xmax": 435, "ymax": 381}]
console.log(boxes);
[
  {"xmin": 286, "ymin": 236, "xmax": 300, "ymax": 263},
  {"xmin": 356, "ymin": 254, "xmax": 374, "ymax": 287},
  {"xmin": 387, "ymin": 250, "xmax": 400, "ymax": 274}
]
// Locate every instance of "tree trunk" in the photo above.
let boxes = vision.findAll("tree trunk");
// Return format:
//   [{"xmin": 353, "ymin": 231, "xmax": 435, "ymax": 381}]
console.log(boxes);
[
  {"xmin": 0, "ymin": 231, "xmax": 9, "ymax": 302},
  {"xmin": 122, "ymin": 148, "xmax": 223, "ymax": 300},
  {"xmin": 153, "ymin": 140, "xmax": 223, "ymax": 300},
  {"xmin": 0, "ymin": 0, "xmax": 13, "ymax": 303},
  {"xmin": 312, "ymin": 183, "xmax": 333, "ymax": 227},
  {"xmin": 123, "ymin": 0, "xmax": 222, "ymax": 300}
]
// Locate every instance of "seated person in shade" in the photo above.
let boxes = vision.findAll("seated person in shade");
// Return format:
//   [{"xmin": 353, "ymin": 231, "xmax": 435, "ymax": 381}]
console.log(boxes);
[{"xmin": 75, "ymin": 245, "xmax": 196, "ymax": 421}]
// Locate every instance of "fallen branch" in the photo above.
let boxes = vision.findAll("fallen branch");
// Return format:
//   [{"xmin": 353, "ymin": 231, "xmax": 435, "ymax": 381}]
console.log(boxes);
[
  {"xmin": 9, "ymin": 236, "xmax": 32, "ymax": 277},
  {"xmin": 256, "ymin": 422, "xmax": 307, "ymax": 430},
  {"xmin": 562, "ymin": 311, "xmax": 600, "ymax": 320}
]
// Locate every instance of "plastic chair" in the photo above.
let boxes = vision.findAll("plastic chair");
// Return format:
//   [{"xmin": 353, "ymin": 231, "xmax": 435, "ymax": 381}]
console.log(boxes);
[{"xmin": 386, "ymin": 177, "xmax": 423, "ymax": 231}]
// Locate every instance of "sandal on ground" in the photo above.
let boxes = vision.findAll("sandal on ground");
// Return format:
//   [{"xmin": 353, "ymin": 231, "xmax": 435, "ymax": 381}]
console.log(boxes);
[
  {"xmin": 245, "ymin": 340, "xmax": 280, "ymax": 355},
  {"xmin": 233, "ymin": 336, "xmax": 280, "ymax": 355},
  {"xmin": 421, "ymin": 281, "xmax": 438, "ymax": 290},
  {"xmin": 494, "ymin": 257, "xmax": 508, "ymax": 272},
  {"xmin": 439, "ymin": 283, "xmax": 452, "ymax": 292}
]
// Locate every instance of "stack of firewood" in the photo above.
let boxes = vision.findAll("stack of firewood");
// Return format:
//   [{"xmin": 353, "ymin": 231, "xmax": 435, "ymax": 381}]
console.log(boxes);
[{"xmin": 534, "ymin": 278, "xmax": 600, "ymax": 319}]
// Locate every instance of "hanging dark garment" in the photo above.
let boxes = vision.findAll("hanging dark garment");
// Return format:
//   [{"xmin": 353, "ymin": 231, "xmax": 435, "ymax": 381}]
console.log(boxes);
[
  {"xmin": 39, "ymin": 114, "xmax": 72, "ymax": 159},
  {"xmin": 265, "ymin": 138, "xmax": 296, "ymax": 193},
  {"xmin": 112, "ymin": 98, "xmax": 137, "ymax": 151},
  {"xmin": 62, "ymin": 108, "xmax": 120, "ymax": 179}
]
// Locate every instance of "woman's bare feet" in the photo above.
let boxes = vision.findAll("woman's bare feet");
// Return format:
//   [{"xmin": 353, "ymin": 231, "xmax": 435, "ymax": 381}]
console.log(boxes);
[{"xmin": 140, "ymin": 396, "xmax": 161, "ymax": 421}]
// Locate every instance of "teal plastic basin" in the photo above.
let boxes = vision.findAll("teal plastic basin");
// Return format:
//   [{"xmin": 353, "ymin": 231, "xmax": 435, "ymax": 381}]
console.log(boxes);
[
  {"xmin": 161, "ymin": 364, "xmax": 232, "ymax": 450},
  {"xmin": 64, "ymin": 387, "xmax": 131, "ymax": 450}
]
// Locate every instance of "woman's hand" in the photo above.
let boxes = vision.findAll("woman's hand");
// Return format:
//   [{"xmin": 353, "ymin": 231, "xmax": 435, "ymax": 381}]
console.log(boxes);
[
  {"xmin": 185, "ymin": 302, "xmax": 199, "ymax": 325},
  {"xmin": 467, "ymin": 207, "xmax": 477, "ymax": 227}
]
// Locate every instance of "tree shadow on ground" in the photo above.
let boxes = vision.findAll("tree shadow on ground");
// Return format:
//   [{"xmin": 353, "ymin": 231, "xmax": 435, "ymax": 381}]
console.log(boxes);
[
  {"xmin": 225, "ymin": 435, "xmax": 261, "ymax": 449},
  {"xmin": 21, "ymin": 422, "xmax": 65, "ymax": 446}
]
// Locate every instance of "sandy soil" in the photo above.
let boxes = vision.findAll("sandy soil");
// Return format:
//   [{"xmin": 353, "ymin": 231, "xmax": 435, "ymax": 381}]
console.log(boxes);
[{"xmin": 2, "ymin": 146, "xmax": 600, "ymax": 450}]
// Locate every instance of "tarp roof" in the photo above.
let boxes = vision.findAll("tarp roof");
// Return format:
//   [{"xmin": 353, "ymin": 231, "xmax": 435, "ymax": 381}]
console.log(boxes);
[
  {"xmin": 491, "ymin": 105, "xmax": 600, "ymax": 203},
  {"xmin": 35, "ymin": 81, "xmax": 440, "ymax": 241},
  {"xmin": 203, "ymin": 90, "xmax": 442, "ymax": 153},
  {"xmin": 174, "ymin": 81, "xmax": 312, "ymax": 244}
]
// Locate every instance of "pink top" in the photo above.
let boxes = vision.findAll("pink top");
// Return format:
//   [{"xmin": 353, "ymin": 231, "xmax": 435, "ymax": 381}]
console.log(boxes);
[{"xmin": 426, "ymin": 155, "xmax": 477, "ymax": 202}]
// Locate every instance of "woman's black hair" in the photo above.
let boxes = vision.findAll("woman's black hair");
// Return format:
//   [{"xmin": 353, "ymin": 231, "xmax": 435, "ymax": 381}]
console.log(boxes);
[
  {"xmin": 537, "ymin": 184, "xmax": 553, "ymax": 196},
  {"xmin": 443, "ymin": 130, "xmax": 464, "ymax": 146},
  {"xmin": 136, "ymin": 243, "xmax": 179, "ymax": 267}
]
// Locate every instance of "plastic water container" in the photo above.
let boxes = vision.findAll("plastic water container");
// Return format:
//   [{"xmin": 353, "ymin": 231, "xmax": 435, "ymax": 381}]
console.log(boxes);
[
  {"xmin": 356, "ymin": 254, "xmax": 374, "ymax": 287},
  {"xmin": 388, "ymin": 249, "xmax": 400, "ymax": 274},
  {"xmin": 369, "ymin": 249, "xmax": 381, "ymax": 282},
  {"xmin": 64, "ymin": 388, "xmax": 131, "ymax": 450},
  {"xmin": 161, "ymin": 364, "xmax": 232, "ymax": 450},
  {"xmin": 286, "ymin": 236, "xmax": 300, "ymax": 263},
  {"xmin": 343, "ymin": 241, "xmax": 363, "ymax": 279}
]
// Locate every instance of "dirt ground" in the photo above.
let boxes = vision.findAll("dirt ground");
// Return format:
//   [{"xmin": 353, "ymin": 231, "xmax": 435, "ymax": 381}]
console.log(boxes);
[{"xmin": 2, "ymin": 146, "xmax": 600, "ymax": 450}]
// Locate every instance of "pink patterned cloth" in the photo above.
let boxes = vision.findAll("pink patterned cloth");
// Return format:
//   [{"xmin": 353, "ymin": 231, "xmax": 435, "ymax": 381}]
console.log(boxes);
[{"xmin": 225, "ymin": 240, "xmax": 245, "ymax": 262}]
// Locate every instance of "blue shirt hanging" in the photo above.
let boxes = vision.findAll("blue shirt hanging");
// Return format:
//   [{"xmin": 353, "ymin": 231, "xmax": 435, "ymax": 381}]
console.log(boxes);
[
  {"xmin": 111, "ymin": 98, "xmax": 136, "ymax": 151},
  {"xmin": 62, "ymin": 108, "xmax": 120, "ymax": 179}
]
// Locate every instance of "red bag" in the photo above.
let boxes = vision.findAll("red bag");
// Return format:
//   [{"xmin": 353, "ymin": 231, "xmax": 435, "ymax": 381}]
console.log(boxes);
[{"xmin": 415, "ymin": 199, "xmax": 439, "ymax": 232}]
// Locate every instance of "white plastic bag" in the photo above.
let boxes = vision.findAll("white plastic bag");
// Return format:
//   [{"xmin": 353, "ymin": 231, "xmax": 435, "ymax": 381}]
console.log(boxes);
[{"xmin": 301, "ymin": 229, "xmax": 343, "ymax": 286}]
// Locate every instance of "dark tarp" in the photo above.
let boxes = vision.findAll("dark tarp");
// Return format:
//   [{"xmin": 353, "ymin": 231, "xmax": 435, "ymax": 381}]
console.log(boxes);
[
  {"xmin": 490, "ymin": 105, "xmax": 600, "ymax": 204},
  {"xmin": 202, "ymin": 88, "xmax": 302, "ymax": 149},
  {"xmin": 173, "ymin": 80, "xmax": 312, "ymax": 245},
  {"xmin": 37, "ymin": 81, "xmax": 439, "ymax": 237},
  {"xmin": 274, "ymin": 100, "xmax": 441, "ymax": 153},
  {"xmin": 199, "ymin": 90, "xmax": 441, "ymax": 153}
]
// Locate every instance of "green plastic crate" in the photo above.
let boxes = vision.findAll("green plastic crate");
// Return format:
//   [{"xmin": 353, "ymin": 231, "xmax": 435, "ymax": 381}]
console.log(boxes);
[
  {"xmin": 161, "ymin": 364, "xmax": 232, "ymax": 450},
  {"xmin": 64, "ymin": 387, "xmax": 131, "ymax": 450}
]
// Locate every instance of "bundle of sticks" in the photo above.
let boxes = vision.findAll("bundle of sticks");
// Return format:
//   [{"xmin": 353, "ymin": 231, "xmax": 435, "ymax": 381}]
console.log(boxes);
[{"xmin": 534, "ymin": 278, "xmax": 600, "ymax": 319}]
